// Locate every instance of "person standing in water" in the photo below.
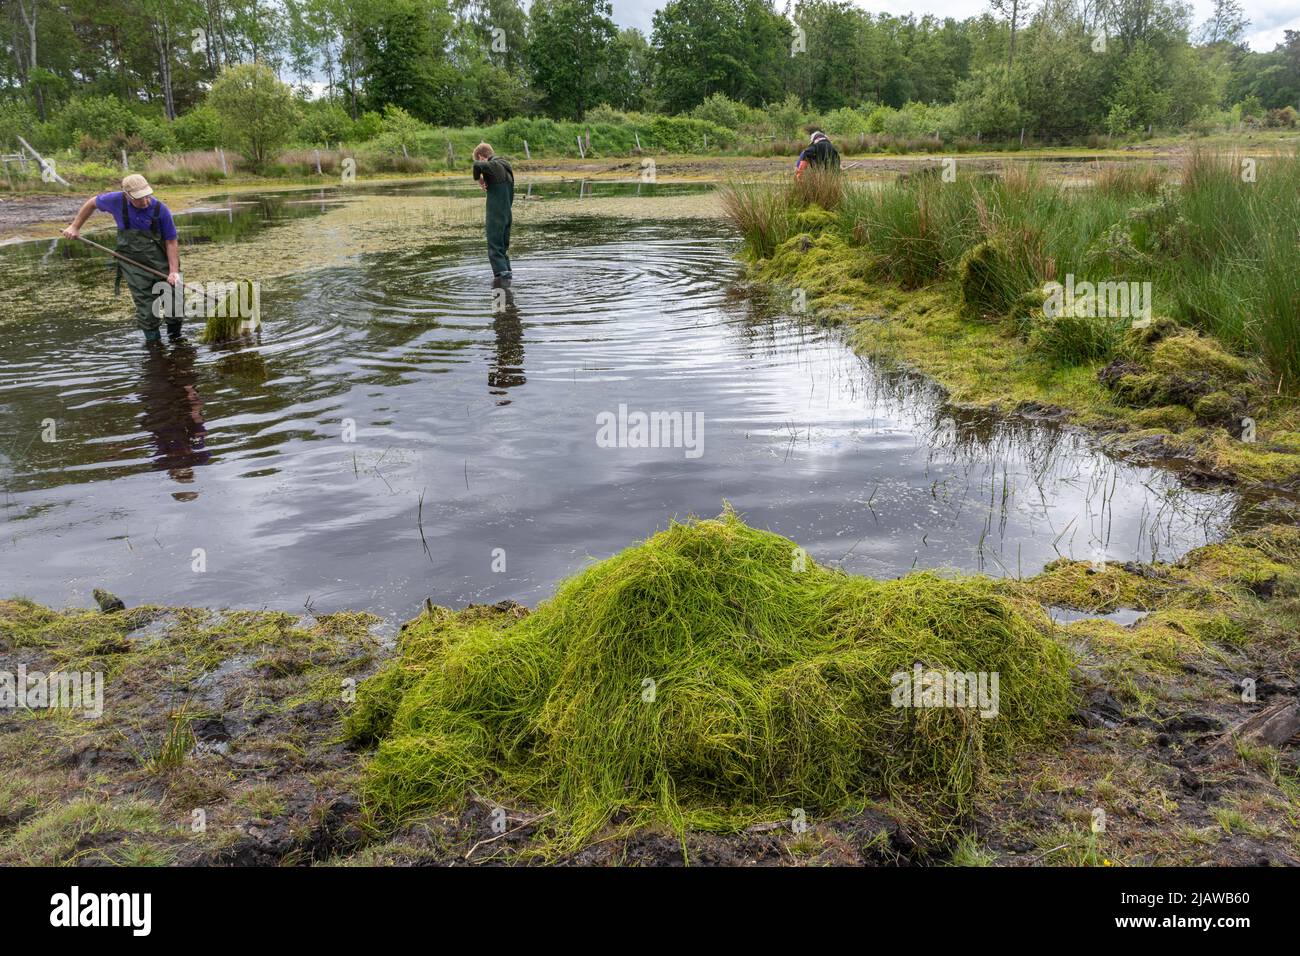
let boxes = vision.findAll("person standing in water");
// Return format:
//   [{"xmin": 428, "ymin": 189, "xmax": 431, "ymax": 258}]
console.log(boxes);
[
  {"xmin": 62, "ymin": 174, "xmax": 182, "ymax": 345},
  {"xmin": 471, "ymin": 143, "xmax": 514, "ymax": 287}
]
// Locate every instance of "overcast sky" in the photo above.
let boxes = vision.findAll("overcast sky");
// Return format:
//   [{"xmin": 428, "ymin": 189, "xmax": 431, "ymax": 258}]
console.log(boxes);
[{"xmin": 600, "ymin": 0, "xmax": 1297, "ymax": 53}]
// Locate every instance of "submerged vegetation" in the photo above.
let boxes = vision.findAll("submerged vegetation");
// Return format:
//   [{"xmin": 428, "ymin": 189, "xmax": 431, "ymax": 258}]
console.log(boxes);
[{"xmin": 722, "ymin": 154, "xmax": 1300, "ymax": 489}]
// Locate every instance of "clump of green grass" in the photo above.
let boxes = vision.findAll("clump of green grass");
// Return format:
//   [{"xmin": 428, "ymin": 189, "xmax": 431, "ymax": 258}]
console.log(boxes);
[
  {"xmin": 134, "ymin": 703, "xmax": 197, "ymax": 774},
  {"xmin": 719, "ymin": 178, "xmax": 796, "ymax": 260},
  {"xmin": 349, "ymin": 510, "xmax": 1075, "ymax": 845},
  {"xmin": 1028, "ymin": 312, "xmax": 1128, "ymax": 367},
  {"xmin": 1093, "ymin": 162, "xmax": 1166, "ymax": 198},
  {"xmin": 790, "ymin": 164, "xmax": 845, "ymax": 211},
  {"xmin": 0, "ymin": 798, "xmax": 167, "ymax": 866},
  {"xmin": 958, "ymin": 240, "xmax": 1021, "ymax": 320}
]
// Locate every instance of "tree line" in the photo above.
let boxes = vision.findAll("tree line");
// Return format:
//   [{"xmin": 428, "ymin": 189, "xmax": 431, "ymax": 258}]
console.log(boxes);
[{"xmin": 2, "ymin": 0, "xmax": 1298, "ymax": 145}]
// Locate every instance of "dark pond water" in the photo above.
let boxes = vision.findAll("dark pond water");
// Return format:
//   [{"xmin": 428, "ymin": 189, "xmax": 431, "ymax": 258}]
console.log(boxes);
[{"xmin": 0, "ymin": 186, "xmax": 1261, "ymax": 623}]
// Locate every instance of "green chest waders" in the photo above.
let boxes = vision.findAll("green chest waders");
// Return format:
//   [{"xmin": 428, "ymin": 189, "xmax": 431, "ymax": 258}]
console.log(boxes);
[
  {"xmin": 485, "ymin": 180, "xmax": 514, "ymax": 278},
  {"xmin": 114, "ymin": 201, "xmax": 174, "ymax": 337}
]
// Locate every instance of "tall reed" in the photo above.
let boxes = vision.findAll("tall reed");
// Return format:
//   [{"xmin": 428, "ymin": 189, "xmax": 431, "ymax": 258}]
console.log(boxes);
[{"xmin": 721, "ymin": 150, "xmax": 1300, "ymax": 386}]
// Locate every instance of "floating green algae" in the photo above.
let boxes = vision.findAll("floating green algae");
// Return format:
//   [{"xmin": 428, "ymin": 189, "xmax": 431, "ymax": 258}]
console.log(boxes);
[{"xmin": 347, "ymin": 510, "xmax": 1076, "ymax": 844}]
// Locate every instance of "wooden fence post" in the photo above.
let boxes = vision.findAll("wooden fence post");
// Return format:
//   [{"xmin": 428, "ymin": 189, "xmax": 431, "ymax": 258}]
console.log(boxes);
[{"xmin": 16, "ymin": 135, "xmax": 70, "ymax": 185}]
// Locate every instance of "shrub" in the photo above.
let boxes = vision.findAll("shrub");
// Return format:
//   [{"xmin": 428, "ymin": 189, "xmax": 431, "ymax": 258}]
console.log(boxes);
[
  {"xmin": 133, "ymin": 117, "xmax": 177, "ymax": 153},
  {"xmin": 583, "ymin": 103, "xmax": 628, "ymax": 125},
  {"xmin": 821, "ymin": 106, "xmax": 871, "ymax": 137},
  {"xmin": 642, "ymin": 116, "xmax": 733, "ymax": 152},
  {"xmin": 208, "ymin": 63, "xmax": 299, "ymax": 170},
  {"xmin": 353, "ymin": 111, "xmax": 384, "ymax": 141},
  {"xmin": 691, "ymin": 92, "xmax": 745, "ymax": 130},
  {"xmin": 0, "ymin": 102, "xmax": 38, "ymax": 151},
  {"xmin": 292, "ymin": 101, "xmax": 351, "ymax": 145},
  {"xmin": 766, "ymin": 93, "xmax": 806, "ymax": 138},
  {"xmin": 57, "ymin": 95, "xmax": 138, "ymax": 142},
  {"xmin": 374, "ymin": 104, "xmax": 428, "ymax": 155},
  {"xmin": 172, "ymin": 105, "xmax": 223, "ymax": 150}
]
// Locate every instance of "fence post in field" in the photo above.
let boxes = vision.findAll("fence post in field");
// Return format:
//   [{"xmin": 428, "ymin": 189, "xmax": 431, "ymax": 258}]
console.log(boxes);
[
  {"xmin": 16, "ymin": 135, "xmax": 70, "ymax": 185},
  {"xmin": 523, "ymin": 139, "xmax": 530, "ymax": 160}
]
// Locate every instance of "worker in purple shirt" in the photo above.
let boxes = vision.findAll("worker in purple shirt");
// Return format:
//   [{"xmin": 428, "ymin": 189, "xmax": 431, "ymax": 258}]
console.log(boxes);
[{"xmin": 62, "ymin": 174, "xmax": 183, "ymax": 345}]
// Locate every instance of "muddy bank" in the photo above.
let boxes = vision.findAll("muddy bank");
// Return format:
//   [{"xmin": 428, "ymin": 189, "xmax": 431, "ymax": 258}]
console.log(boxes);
[
  {"xmin": 2, "ymin": 518, "xmax": 1297, "ymax": 866},
  {"xmin": 0, "ymin": 194, "xmax": 85, "ymax": 237}
]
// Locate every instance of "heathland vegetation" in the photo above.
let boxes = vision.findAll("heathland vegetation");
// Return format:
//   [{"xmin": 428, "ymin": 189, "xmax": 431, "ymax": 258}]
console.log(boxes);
[
  {"xmin": 722, "ymin": 152, "xmax": 1300, "ymax": 486},
  {"xmin": 2, "ymin": 0, "xmax": 1299, "ymax": 185}
]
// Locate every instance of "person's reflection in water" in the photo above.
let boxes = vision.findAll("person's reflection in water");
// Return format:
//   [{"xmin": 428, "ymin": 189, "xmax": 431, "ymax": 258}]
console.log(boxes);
[
  {"xmin": 137, "ymin": 341, "xmax": 211, "ymax": 499},
  {"xmin": 487, "ymin": 287, "xmax": 526, "ymax": 403}
]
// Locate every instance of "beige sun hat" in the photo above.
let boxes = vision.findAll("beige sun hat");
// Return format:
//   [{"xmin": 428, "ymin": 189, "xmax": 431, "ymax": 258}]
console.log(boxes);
[{"xmin": 121, "ymin": 173, "xmax": 154, "ymax": 200}]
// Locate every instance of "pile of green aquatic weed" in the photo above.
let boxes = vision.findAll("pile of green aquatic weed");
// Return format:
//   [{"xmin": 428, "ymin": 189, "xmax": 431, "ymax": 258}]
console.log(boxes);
[
  {"xmin": 199, "ymin": 279, "xmax": 260, "ymax": 343},
  {"xmin": 348, "ymin": 511, "xmax": 1076, "ymax": 844},
  {"xmin": 1100, "ymin": 322, "xmax": 1267, "ymax": 432},
  {"xmin": 1006, "ymin": 523, "xmax": 1300, "ymax": 675}
]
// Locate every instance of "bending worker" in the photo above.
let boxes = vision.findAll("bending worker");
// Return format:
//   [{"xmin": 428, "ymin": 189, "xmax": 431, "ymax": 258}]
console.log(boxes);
[
  {"xmin": 795, "ymin": 131, "xmax": 841, "ymax": 179},
  {"xmin": 471, "ymin": 143, "xmax": 515, "ymax": 287},
  {"xmin": 62, "ymin": 174, "xmax": 182, "ymax": 345}
]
